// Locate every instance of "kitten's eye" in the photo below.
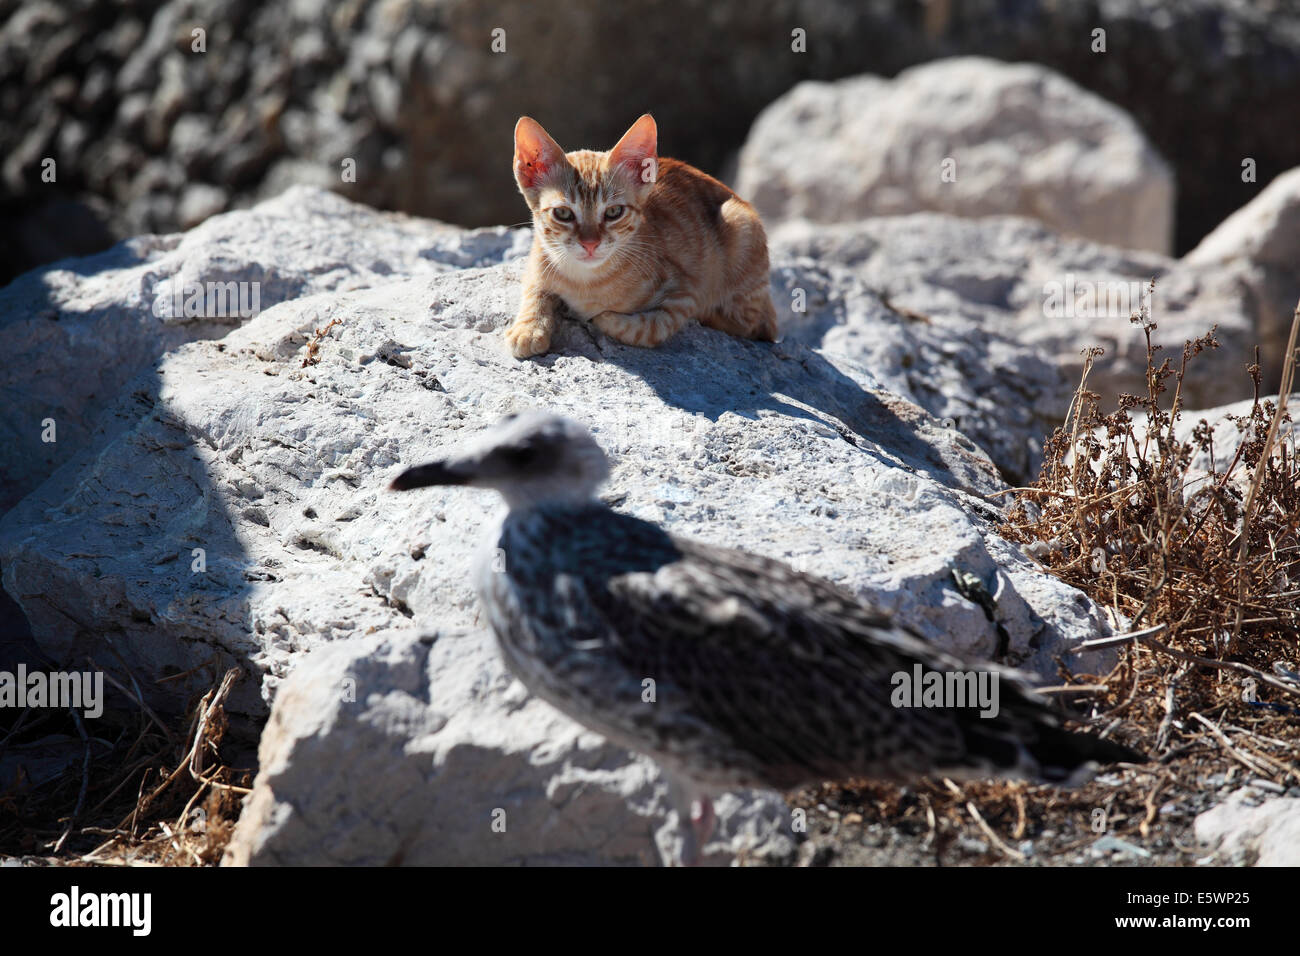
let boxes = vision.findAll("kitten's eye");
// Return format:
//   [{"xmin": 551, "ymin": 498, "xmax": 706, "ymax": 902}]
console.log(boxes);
[
  {"xmin": 551, "ymin": 207, "xmax": 575, "ymax": 222},
  {"xmin": 604, "ymin": 205, "xmax": 625, "ymax": 221}
]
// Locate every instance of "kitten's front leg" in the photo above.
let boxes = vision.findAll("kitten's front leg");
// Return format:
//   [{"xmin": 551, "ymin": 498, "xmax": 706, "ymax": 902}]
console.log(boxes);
[
  {"xmin": 506, "ymin": 289, "xmax": 561, "ymax": 359},
  {"xmin": 593, "ymin": 294, "xmax": 695, "ymax": 348}
]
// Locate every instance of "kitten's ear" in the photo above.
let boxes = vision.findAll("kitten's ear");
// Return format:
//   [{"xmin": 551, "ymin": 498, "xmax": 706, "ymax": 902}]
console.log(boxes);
[
  {"xmin": 514, "ymin": 117, "xmax": 566, "ymax": 192},
  {"xmin": 608, "ymin": 114, "xmax": 658, "ymax": 186}
]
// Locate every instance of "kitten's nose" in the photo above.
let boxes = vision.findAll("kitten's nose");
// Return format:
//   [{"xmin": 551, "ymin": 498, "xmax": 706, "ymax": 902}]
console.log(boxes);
[{"xmin": 579, "ymin": 238, "xmax": 601, "ymax": 256}]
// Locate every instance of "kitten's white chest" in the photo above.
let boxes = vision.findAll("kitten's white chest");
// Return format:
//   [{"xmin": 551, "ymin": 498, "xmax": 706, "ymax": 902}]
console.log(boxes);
[{"xmin": 559, "ymin": 288, "xmax": 610, "ymax": 321}]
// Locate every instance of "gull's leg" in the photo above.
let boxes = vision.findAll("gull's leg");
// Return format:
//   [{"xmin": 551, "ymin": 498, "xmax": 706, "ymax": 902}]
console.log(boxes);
[
  {"xmin": 659, "ymin": 775, "xmax": 716, "ymax": 866},
  {"xmin": 690, "ymin": 795, "xmax": 717, "ymax": 860}
]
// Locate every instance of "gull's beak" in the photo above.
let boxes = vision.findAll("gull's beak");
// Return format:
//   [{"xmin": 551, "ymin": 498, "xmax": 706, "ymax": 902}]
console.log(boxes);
[{"xmin": 388, "ymin": 460, "xmax": 475, "ymax": 491}]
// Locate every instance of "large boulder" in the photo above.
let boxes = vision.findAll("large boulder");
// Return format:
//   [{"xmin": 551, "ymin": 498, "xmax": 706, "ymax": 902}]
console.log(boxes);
[
  {"xmin": 1183, "ymin": 166, "xmax": 1300, "ymax": 391},
  {"xmin": 0, "ymin": 189, "xmax": 1133, "ymax": 865},
  {"xmin": 769, "ymin": 249, "xmax": 1067, "ymax": 483},
  {"xmin": 771, "ymin": 176, "xmax": 1300, "ymax": 412},
  {"xmin": 0, "ymin": 228, "xmax": 1113, "ymax": 717},
  {"xmin": 737, "ymin": 58, "xmax": 1175, "ymax": 254},
  {"xmin": 0, "ymin": 186, "xmax": 522, "ymax": 515}
]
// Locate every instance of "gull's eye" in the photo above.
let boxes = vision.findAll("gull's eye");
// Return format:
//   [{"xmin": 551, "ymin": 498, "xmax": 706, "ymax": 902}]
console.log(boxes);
[
  {"xmin": 551, "ymin": 207, "xmax": 575, "ymax": 222},
  {"xmin": 604, "ymin": 205, "xmax": 625, "ymax": 221},
  {"xmin": 499, "ymin": 446, "xmax": 538, "ymax": 467},
  {"xmin": 496, "ymin": 442, "xmax": 552, "ymax": 472}
]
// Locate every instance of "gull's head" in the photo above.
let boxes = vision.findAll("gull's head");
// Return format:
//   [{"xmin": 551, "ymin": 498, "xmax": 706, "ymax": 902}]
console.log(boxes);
[{"xmin": 389, "ymin": 411, "xmax": 610, "ymax": 509}]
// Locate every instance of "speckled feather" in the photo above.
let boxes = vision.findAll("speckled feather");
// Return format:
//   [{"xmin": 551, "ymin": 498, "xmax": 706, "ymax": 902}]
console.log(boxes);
[{"xmin": 481, "ymin": 501, "xmax": 1139, "ymax": 793}]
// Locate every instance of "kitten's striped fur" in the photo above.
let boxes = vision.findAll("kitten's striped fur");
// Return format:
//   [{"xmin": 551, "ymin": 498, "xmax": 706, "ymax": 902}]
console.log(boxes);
[{"xmin": 507, "ymin": 114, "xmax": 778, "ymax": 358}]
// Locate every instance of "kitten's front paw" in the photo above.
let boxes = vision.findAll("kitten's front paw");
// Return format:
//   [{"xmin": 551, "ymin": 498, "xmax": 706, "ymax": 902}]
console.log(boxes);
[
  {"xmin": 594, "ymin": 309, "xmax": 682, "ymax": 348},
  {"xmin": 505, "ymin": 320, "xmax": 552, "ymax": 359},
  {"xmin": 592, "ymin": 310, "xmax": 638, "ymax": 345}
]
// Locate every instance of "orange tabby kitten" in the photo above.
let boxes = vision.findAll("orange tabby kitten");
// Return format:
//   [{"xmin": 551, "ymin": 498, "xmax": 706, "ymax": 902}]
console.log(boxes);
[{"xmin": 507, "ymin": 114, "xmax": 778, "ymax": 358}]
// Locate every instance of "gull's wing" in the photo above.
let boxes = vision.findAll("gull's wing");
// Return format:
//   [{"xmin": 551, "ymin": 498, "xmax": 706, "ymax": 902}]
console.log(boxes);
[{"xmin": 492, "ymin": 507, "xmax": 1140, "ymax": 791}]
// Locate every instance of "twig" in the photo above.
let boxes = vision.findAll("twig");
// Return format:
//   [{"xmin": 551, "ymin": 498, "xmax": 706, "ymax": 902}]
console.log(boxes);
[
  {"xmin": 1011, "ymin": 784, "xmax": 1028, "ymax": 841},
  {"xmin": 1098, "ymin": 662, "xmax": 1144, "ymax": 720},
  {"xmin": 1072, "ymin": 623, "xmax": 1168, "ymax": 652},
  {"xmin": 154, "ymin": 654, "xmax": 222, "ymax": 684},
  {"xmin": 1139, "ymin": 778, "xmax": 1165, "ymax": 839},
  {"xmin": 1231, "ymin": 302, "xmax": 1299, "ymax": 648},
  {"xmin": 1034, "ymin": 684, "xmax": 1111, "ymax": 696},
  {"xmin": 1156, "ymin": 665, "xmax": 1191, "ymax": 751},
  {"xmin": 0, "ymin": 706, "xmax": 38, "ymax": 759},
  {"xmin": 90, "ymin": 659, "xmax": 174, "ymax": 741},
  {"xmin": 965, "ymin": 801, "xmax": 1026, "ymax": 861},
  {"xmin": 51, "ymin": 706, "xmax": 92, "ymax": 854},
  {"xmin": 117, "ymin": 667, "xmax": 242, "ymax": 832},
  {"xmin": 919, "ymin": 793, "xmax": 937, "ymax": 850},
  {"xmin": 188, "ymin": 667, "xmax": 240, "ymax": 781},
  {"xmin": 1140, "ymin": 635, "xmax": 1300, "ymax": 702},
  {"xmin": 1220, "ymin": 724, "xmax": 1296, "ymax": 750},
  {"xmin": 1189, "ymin": 713, "xmax": 1273, "ymax": 777}
]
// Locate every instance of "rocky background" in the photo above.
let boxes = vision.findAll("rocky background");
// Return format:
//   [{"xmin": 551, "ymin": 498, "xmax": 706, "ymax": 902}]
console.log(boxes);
[
  {"xmin": 3, "ymin": 2, "xmax": 1300, "ymax": 866},
  {"xmin": 4, "ymin": 0, "xmax": 1300, "ymax": 285}
]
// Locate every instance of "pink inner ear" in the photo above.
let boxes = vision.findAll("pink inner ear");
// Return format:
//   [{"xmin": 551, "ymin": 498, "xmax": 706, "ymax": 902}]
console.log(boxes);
[
  {"xmin": 610, "ymin": 118, "xmax": 657, "ymax": 180},
  {"xmin": 515, "ymin": 148, "xmax": 551, "ymax": 189},
  {"xmin": 514, "ymin": 121, "xmax": 564, "ymax": 189},
  {"xmin": 612, "ymin": 149, "xmax": 652, "ymax": 179}
]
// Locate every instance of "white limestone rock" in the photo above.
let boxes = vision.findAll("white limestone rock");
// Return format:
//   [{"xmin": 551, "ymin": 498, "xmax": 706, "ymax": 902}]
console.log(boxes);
[
  {"xmin": 1184, "ymin": 166, "xmax": 1300, "ymax": 390},
  {"xmin": 221, "ymin": 627, "xmax": 794, "ymax": 866},
  {"xmin": 737, "ymin": 57, "xmax": 1175, "ymax": 254},
  {"xmin": 0, "ymin": 186, "xmax": 526, "ymax": 514},
  {"xmin": 0, "ymin": 204, "xmax": 1117, "ymax": 720},
  {"xmin": 770, "ymin": 212, "xmax": 1274, "ymax": 413},
  {"xmin": 1195, "ymin": 789, "xmax": 1300, "ymax": 866},
  {"xmin": 0, "ymin": 188, "xmax": 1139, "ymax": 867}
]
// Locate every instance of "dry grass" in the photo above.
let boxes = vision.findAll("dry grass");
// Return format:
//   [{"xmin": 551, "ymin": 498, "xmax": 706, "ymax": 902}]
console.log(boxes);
[
  {"xmin": 0, "ymin": 665, "xmax": 250, "ymax": 866},
  {"xmin": 301, "ymin": 316, "xmax": 342, "ymax": 367},
  {"xmin": 999, "ymin": 291, "xmax": 1300, "ymax": 750},
  {"xmin": 811, "ymin": 292, "xmax": 1300, "ymax": 864}
]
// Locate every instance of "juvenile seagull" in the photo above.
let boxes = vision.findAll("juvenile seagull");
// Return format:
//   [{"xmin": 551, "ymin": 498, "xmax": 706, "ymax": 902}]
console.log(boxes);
[{"xmin": 390, "ymin": 411, "xmax": 1142, "ymax": 863}]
